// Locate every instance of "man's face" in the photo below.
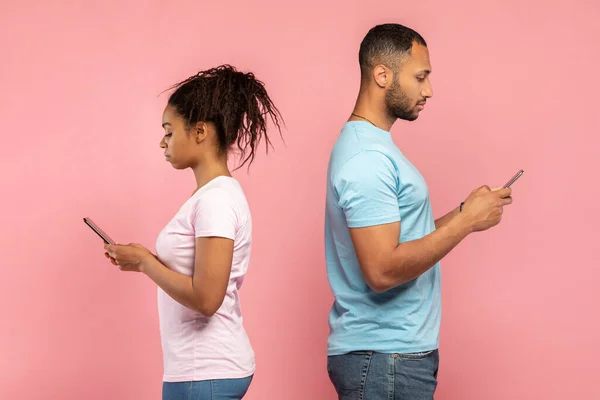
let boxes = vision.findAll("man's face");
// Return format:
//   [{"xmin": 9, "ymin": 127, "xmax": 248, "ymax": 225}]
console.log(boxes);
[{"xmin": 385, "ymin": 42, "xmax": 433, "ymax": 121}]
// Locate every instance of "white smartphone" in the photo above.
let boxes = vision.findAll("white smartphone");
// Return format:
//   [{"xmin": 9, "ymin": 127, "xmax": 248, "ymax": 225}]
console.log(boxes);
[
  {"xmin": 503, "ymin": 169, "xmax": 524, "ymax": 188},
  {"xmin": 83, "ymin": 217, "xmax": 115, "ymax": 245}
]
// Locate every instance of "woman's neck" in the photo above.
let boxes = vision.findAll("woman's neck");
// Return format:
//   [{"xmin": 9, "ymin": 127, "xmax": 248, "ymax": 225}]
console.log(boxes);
[{"xmin": 191, "ymin": 159, "xmax": 232, "ymax": 192}]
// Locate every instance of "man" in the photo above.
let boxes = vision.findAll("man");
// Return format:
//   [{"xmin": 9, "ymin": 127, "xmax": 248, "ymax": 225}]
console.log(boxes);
[{"xmin": 324, "ymin": 23, "xmax": 513, "ymax": 399}]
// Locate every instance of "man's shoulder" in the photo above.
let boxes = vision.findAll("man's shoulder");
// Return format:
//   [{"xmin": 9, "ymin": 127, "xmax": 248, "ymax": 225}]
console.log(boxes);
[{"xmin": 331, "ymin": 148, "xmax": 398, "ymax": 182}]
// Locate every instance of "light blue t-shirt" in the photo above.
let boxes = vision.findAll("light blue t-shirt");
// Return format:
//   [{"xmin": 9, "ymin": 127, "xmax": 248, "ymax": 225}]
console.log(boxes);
[{"xmin": 324, "ymin": 121, "xmax": 441, "ymax": 355}]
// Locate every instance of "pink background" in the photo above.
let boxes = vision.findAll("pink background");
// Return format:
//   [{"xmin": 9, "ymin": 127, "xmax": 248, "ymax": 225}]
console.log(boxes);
[{"xmin": 1, "ymin": 0, "xmax": 599, "ymax": 399}]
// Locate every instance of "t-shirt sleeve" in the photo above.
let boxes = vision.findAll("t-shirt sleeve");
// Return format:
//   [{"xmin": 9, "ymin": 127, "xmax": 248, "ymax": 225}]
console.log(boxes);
[
  {"xmin": 334, "ymin": 151, "xmax": 400, "ymax": 229},
  {"xmin": 190, "ymin": 189, "xmax": 238, "ymax": 240}
]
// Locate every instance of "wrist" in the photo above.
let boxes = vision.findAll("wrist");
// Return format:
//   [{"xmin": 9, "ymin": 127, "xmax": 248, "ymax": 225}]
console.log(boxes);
[
  {"xmin": 139, "ymin": 252, "xmax": 156, "ymax": 274},
  {"xmin": 454, "ymin": 204, "xmax": 462, "ymax": 217},
  {"xmin": 449, "ymin": 211, "xmax": 473, "ymax": 237}
]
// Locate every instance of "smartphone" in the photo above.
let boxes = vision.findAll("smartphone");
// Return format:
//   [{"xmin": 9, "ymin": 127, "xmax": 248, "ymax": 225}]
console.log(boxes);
[
  {"xmin": 503, "ymin": 169, "xmax": 524, "ymax": 188},
  {"xmin": 83, "ymin": 217, "xmax": 115, "ymax": 245}
]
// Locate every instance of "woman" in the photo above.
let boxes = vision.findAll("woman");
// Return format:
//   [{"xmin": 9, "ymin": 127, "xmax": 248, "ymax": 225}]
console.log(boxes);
[{"xmin": 104, "ymin": 64, "xmax": 283, "ymax": 399}]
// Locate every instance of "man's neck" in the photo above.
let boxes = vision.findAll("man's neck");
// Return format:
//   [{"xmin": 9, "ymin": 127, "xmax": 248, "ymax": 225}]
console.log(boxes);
[{"xmin": 350, "ymin": 90, "xmax": 395, "ymax": 131}]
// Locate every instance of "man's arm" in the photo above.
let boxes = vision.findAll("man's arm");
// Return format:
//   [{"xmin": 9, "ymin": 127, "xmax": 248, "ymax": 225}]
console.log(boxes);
[
  {"xmin": 351, "ymin": 213, "xmax": 470, "ymax": 293},
  {"xmin": 434, "ymin": 206, "xmax": 460, "ymax": 229},
  {"xmin": 333, "ymin": 150, "xmax": 512, "ymax": 293},
  {"xmin": 350, "ymin": 186, "xmax": 512, "ymax": 293}
]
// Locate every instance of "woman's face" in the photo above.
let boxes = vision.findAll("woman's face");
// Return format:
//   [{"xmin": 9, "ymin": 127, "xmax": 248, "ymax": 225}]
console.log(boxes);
[{"xmin": 159, "ymin": 105, "xmax": 201, "ymax": 170}]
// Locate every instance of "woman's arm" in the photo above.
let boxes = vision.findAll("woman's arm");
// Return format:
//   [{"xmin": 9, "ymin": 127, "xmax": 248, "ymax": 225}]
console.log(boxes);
[{"xmin": 141, "ymin": 237, "xmax": 234, "ymax": 317}]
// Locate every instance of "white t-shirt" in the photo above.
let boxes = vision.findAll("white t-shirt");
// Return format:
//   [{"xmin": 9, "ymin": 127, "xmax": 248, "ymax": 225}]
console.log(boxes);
[{"xmin": 155, "ymin": 176, "xmax": 254, "ymax": 382}]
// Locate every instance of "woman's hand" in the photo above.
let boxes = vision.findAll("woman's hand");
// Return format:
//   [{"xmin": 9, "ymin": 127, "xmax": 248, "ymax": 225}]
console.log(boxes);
[{"xmin": 104, "ymin": 243, "xmax": 154, "ymax": 272}]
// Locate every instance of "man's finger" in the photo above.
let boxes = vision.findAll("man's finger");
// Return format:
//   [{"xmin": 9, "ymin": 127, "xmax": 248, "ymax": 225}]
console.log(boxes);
[{"xmin": 495, "ymin": 187, "xmax": 512, "ymax": 198}]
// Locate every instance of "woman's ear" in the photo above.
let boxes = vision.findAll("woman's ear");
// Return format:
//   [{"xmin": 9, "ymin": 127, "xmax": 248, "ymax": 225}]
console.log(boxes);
[{"xmin": 194, "ymin": 122, "xmax": 208, "ymax": 144}]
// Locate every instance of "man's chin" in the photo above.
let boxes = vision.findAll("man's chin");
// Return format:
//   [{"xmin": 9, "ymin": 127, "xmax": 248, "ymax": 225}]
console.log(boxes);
[{"xmin": 397, "ymin": 113, "xmax": 419, "ymax": 122}]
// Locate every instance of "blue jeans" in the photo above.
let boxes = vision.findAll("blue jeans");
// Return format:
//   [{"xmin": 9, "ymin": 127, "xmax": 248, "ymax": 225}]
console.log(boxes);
[
  {"xmin": 327, "ymin": 350, "xmax": 439, "ymax": 400},
  {"xmin": 162, "ymin": 376, "xmax": 253, "ymax": 400}
]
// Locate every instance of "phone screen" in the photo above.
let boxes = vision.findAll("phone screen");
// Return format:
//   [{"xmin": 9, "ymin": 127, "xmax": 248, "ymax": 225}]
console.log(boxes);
[
  {"xmin": 503, "ymin": 169, "xmax": 524, "ymax": 188},
  {"xmin": 83, "ymin": 218, "xmax": 115, "ymax": 245}
]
